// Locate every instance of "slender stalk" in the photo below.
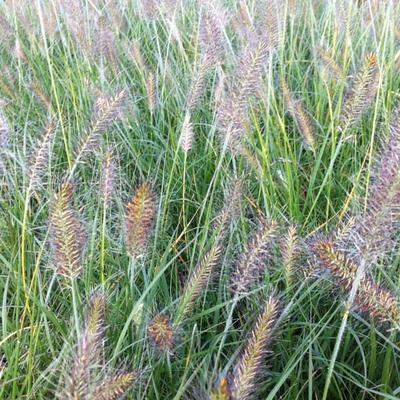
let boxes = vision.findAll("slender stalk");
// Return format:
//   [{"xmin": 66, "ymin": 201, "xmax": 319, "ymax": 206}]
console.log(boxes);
[{"xmin": 100, "ymin": 203, "xmax": 107, "ymax": 285}]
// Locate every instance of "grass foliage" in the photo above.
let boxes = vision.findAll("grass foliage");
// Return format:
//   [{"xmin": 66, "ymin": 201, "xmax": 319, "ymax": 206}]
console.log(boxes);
[{"xmin": 1, "ymin": 0, "xmax": 400, "ymax": 399}]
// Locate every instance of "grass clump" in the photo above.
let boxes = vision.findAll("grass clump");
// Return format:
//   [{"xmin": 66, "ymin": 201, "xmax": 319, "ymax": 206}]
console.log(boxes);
[{"xmin": 1, "ymin": 1, "xmax": 400, "ymax": 399}]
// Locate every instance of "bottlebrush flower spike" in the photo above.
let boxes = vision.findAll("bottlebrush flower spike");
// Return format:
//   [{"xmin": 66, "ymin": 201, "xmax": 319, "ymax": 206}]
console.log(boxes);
[
  {"xmin": 231, "ymin": 296, "xmax": 281, "ymax": 400},
  {"xmin": 218, "ymin": 40, "xmax": 268, "ymax": 152},
  {"xmin": 100, "ymin": 150, "xmax": 116, "ymax": 209},
  {"xmin": 90, "ymin": 371, "xmax": 137, "ymax": 400},
  {"xmin": 353, "ymin": 108, "xmax": 400, "ymax": 263},
  {"xmin": 60, "ymin": 293, "xmax": 136, "ymax": 400},
  {"xmin": 84, "ymin": 292, "xmax": 107, "ymax": 360},
  {"xmin": 339, "ymin": 53, "xmax": 379, "ymax": 131},
  {"xmin": 97, "ymin": 15, "xmax": 118, "ymax": 71},
  {"xmin": 232, "ymin": 219, "xmax": 278, "ymax": 295},
  {"xmin": 179, "ymin": 111, "xmax": 194, "ymax": 152},
  {"xmin": 231, "ymin": 1, "xmax": 253, "ymax": 45},
  {"xmin": 125, "ymin": 182, "xmax": 157, "ymax": 257},
  {"xmin": 175, "ymin": 243, "xmax": 222, "ymax": 325},
  {"xmin": 127, "ymin": 39, "xmax": 145, "ymax": 71},
  {"xmin": 187, "ymin": 63, "xmax": 207, "ymax": 112},
  {"xmin": 213, "ymin": 178, "xmax": 243, "ymax": 237},
  {"xmin": 257, "ymin": 0, "xmax": 284, "ymax": 51},
  {"xmin": 199, "ymin": 6, "xmax": 225, "ymax": 66},
  {"xmin": 74, "ymin": 89, "xmax": 126, "ymax": 169},
  {"xmin": 31, "ymin": 79, "xmax": 52, "ymax": 112},
  {"xmin": 148, "ymin": 314, "xmax": 175, "ymax": 353},
  {"xmin": 64, "ymin": 293, "xmax": 107, "ymax": 399},
  {"xmin": 312, "ymin": 239, "xmax": 399, "ymax": 324},
  {"xmin": 49, "ymin": 182, "xmax": 87, "ymax": 279},
  {"xmin": 280, "ymin": 224, "xmax": 301, "ymax": 288},
  {"xmin": 281, "ymin": 78, "xmax": 316, "ymax": 151},
  {"xmin": 62, "ymin": 0, "xmax": 91, "ymax": 54},
  {"xmin": 315, "ymin": 46, "xmax": 344, "ymax": 83},
  {"xmin": 140, "ymin": 0, "xmax": 159, "ymax": 20},
  {"xmin": 28, "ymin": 120, "xmax": 57, "ymax": 192},
  {"xmin": 146, "ymin": 70, "xmax": 157, "ymax": 114}
]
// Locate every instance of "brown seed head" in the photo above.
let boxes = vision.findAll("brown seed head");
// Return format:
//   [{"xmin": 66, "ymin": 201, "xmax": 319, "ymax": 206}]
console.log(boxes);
[
  {"xmin": 125, "ymin": 183, "xmax": 157, "ymax": 257},
  {"xmin": 148, "ymin": 314, "xmax": 175, "ymax": 353}
]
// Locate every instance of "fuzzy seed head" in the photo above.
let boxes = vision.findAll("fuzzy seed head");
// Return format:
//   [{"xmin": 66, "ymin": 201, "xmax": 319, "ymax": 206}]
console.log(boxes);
[
  {"xmin": 339, "ymin": 53, "xmax": 379, "ymax": 131},
  {"xmin": 231, "ymin": 296, "xmax": 281, "ymax": 400},
  {"xmin": 232, "ymin": 219, "xmax": 278, "ymax": 295},
  {"xmin": 179, "ymin": 112, "xmax": 195, "ymax": 152},
  {"xmin": 312, "ymin": 240, "xmax": 399, "ymax": 324},
  {"xmin": 28, "ymin": 120, "xmax": 57, "ymax": 191},
  {"xmin": 127, "ymin": 39, "xmax": 145, "ymax": 70},
  {"xmin": 148, "ymin": 314, "xmax": 175, "ymax": 353},
  {"xmin": 187, "ymin": 63, "xmax": 207, "ymax": 112},
  {"xmin": 256, "ymin": 0, "xmax": 285, "ymax": 51},
  {"xmin": 97, "ymin": 15, "xmax": 118, "ymax": 70},
  {"xmin": 100, "ymin": 150, "xmax": 116, "ymax": 208},
  {"xmin": 125, "ymin": 183, "xmax": 157, "ymax": 258},
  {"xmin": 74, "ymin": 89, "xmax": 127, "ymax": 167},
  {"xmin": 50, "ymin": 182, "xmax": 87, "ymax": 279},
  {"xmin": 91, "ymin": 371, "xmax": 137, "ymax": 400},
  {"xmin": 315, "ymin": 46, "xmax": 344, "ymax": 83},
  {"xmin": 177, "ymin": 244, "xmax": 222, "ymax": 324},
  {"xmin": 146, "ymin": 71, "xmax": 157, "ymax": 114},
  {"xmin": 213, "ymin": 178, "xmax": 243, "ymax": 238},
  {"xmin": 281, "ymin": 225, "xmax": 301, "ymax": 288},
  {"xmin": 281, "ymin": 78, "xmax": 316, "ymax": 151},
  {"xmin": 353, "ymin": 108, "xmax": 400, "ymax": 263},
  {"xmin": 218, "ymin": 40, "xmax": 268, "ymax": 152},
  {"xmin": 199, "ymin": 6, "xmax": 225, "ymax": 66}
]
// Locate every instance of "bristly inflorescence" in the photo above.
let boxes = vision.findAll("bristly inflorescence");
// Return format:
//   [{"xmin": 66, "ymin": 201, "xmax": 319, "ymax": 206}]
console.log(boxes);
[
  {"xmin": 212, "ymin": 178, "xmax": 244, "ymax": 238},
  {"xmin": 199, "ymin": 5, "xmax": 225, "ymax": 68},
  {"xmin": 125, "ymin": 182, "xmax": 157, "ymax": 258},
  {"xmin": 60, "ymin": 293, "xmax": 136, "ymax": 400},
  {"xmin": 74, "ymin": 89, "xmax": 127, "ymax": 169},
  {"xmin": 187, "ymin": 63, "xmax": 208, "ymax": 112},
  {"xmin": 312, "ymin": 239, "xmax": 399, "ymax": 325},
  {"xmin": 231, "ymin": 296, "xmax": 281, "ymax": 400},
  {"xmin": 231, "ymin": 1, "xmax": 253, "ymax": 45},
  {"xmin": 351, "ymin": 107, "xmax": 400, "ymax": 263},
  {"xmin": 179, "ymin": 111, "xmax": 195, "ymax": 153},
  {"xmin": 148, "ymin": 314, "xmax": 175, "ymax": 354},
  {"xmin": 49, "ymin": 182, "xmax": 87, "ymax": 279},
  {"xmin": 231, "ymin": 218, "xmax": 278, "ymax": 295},
  {"xmin": 175, "ymin": 243, "xmax": 222, "ymax": 325},
  {"xmin": 256, "ymin": 0, "xmax": 285, "ymax": 51},
  {"xmin": 281, "ymin": 78, "xmax": 316, "ymax": 152},
  {"xmin": 146, "ymin": 70, "xmax": 157, "ymax": 114},
  {"xmin": 97, "ymin": 15, "xmax": 118, "ymax": 71},
  {"xmin": 339, "ymin": 53, "xmax": 379, "ymax": 131},
  {"xmin": 314, "ymin": 45, "xmax": 344, "ymax": 83},
  {"xmin": 90, "ymin": 371, "xmax": 137, "ymax": 400},
  {"xmin": 218, "ymin": 40, "xmax": 268, "ymax": 152},
  {"xmin": 100, "ymin": 150, "xmax": 116, "ymax": 209},
  {"xmin": 27, "ymin": 119, "xmax": 57, "ymax": 192},
  {"xmin": 280, "ymin": 224, "xmax": 301, "ymax": 288},
  {"xmin": 62, "ymin": 292, "xmax": 106, "ymax": 398}
]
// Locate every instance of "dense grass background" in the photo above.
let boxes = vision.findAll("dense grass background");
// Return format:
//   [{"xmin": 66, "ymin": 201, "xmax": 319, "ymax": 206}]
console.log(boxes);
[{"xmin": 1, "ymin": 0, "xmax": 400, "ymax": 399}]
